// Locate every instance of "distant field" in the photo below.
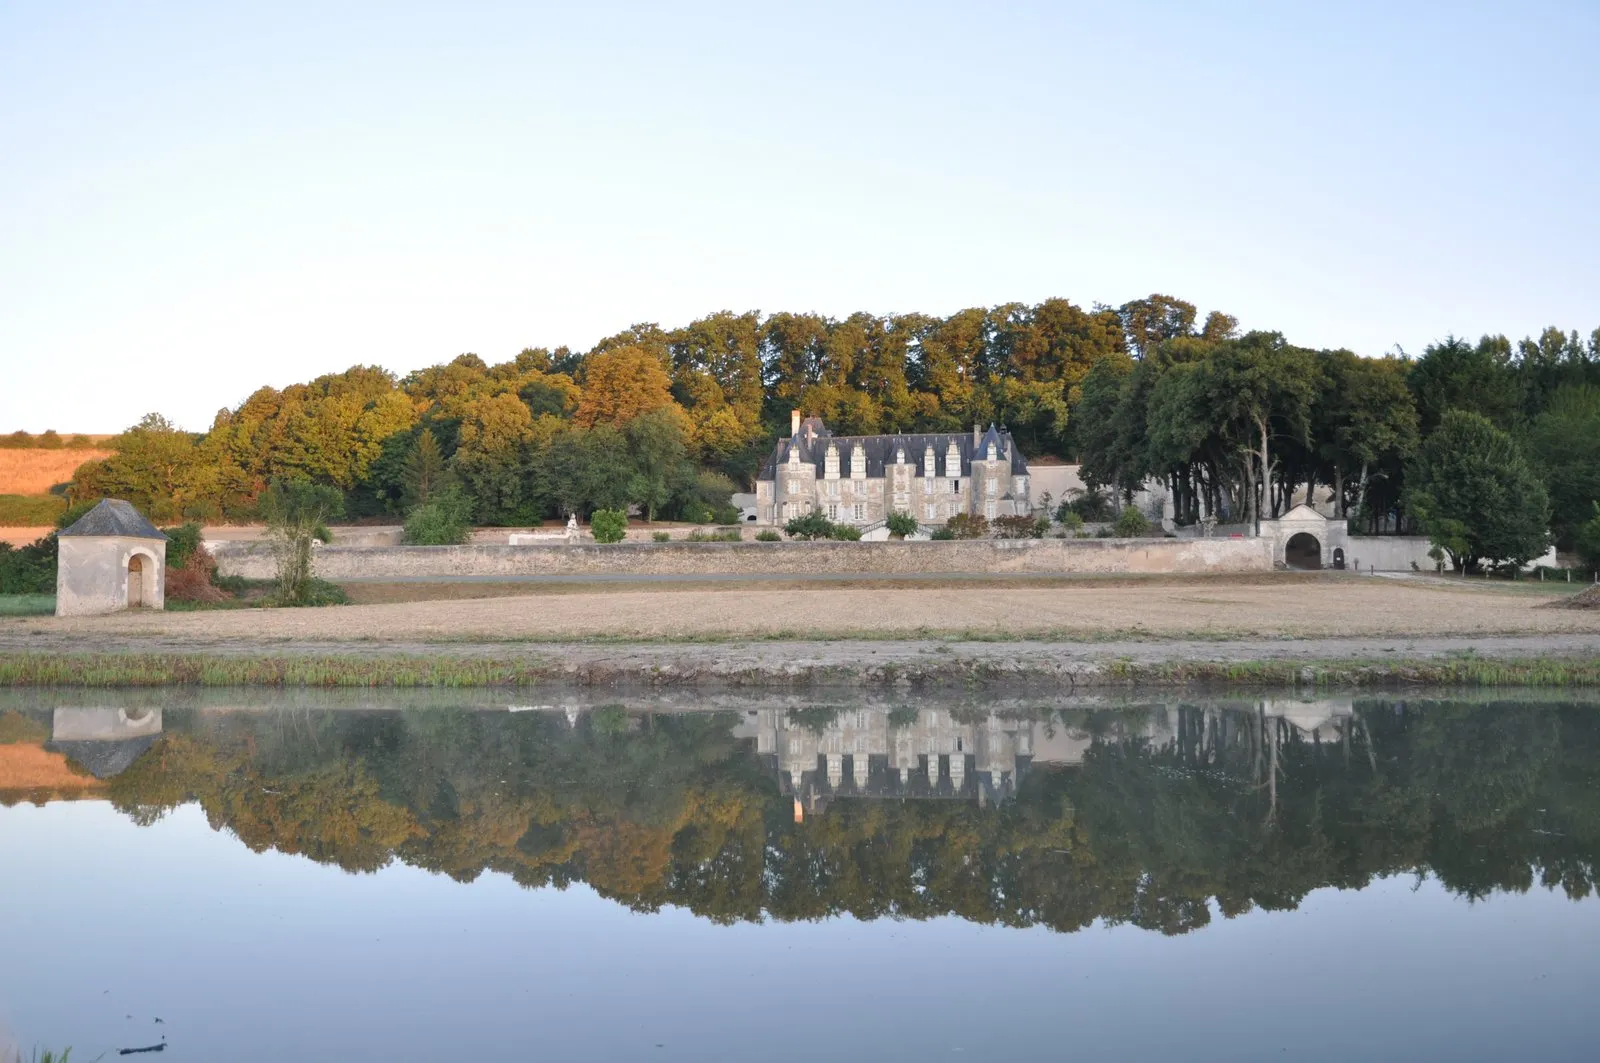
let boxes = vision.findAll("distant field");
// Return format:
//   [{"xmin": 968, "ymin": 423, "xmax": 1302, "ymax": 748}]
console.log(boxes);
[{"xmin": 0, "ymin": 448, "xmax": 109, "ymax": 496}]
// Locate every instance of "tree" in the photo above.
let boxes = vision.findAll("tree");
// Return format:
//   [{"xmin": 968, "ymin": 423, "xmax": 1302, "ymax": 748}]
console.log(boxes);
[
  {"xmin": 1409, "ymin": 336, "xmax": 1518, "ymax": 434},
  {"xmin": 1405, "ymin": 410, "xmax": 1549, "ymax": 572},
  {"xmin": 624, "ymin": 407, "xmax": 693, "ymax": 522},
  {"xmin": 402, "ymin": 428, "xmax": 446, "ymax": 507},
  {"xmin": 260, "ymin": 479, "xmax": 344, "ymax": 604},
  {"xmin": 1526, "ymin": 385, "xmax": 1600, "ymax": 549},
  {"xmin": 575, "ymin": 346, "xmax": 678, "ymax": 428},
  {"xmin": 1575, "ymin": 505, "xmax": 1600, "ymax": 575}
]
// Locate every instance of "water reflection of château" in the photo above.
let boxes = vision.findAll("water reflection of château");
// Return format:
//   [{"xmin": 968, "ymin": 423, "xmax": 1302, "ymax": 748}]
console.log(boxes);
[{"xmin": 733, "ymin": 699, "xmax": 1355, "ymax": 817}]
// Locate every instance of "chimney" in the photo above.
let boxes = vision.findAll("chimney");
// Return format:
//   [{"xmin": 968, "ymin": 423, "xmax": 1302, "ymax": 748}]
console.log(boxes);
[
  {"xmin": 972, "ymin": 423, "xmax": 980, "ymax": 446},
  {"xmin": 791, "ymin": 410, "xmax": 802, "ymax": 437}
]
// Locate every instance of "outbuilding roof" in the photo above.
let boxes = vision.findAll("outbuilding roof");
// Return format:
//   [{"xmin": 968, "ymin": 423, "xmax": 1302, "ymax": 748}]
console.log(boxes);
[{"xmin": 57, "ymin": 499, "xmax": 168, "ymax": 540}]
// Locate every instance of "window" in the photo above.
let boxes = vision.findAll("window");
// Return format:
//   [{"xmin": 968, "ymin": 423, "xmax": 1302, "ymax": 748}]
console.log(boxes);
[
  {"xmin": 923, "ymin": 477, "xmax": 933, "ymax": 495},
  {"xmin": 986, "ymin": 477, "xmax": 998, "ymax": 497},
  {"xmin": 923, "ymin": 447, "xmax": 936, "ymax": 479},
  {"xmin": 828, "ymin": 504, "xmax": 838, "ymax": 520},
  {"xmin": 986, "ymin": 442, "xmax": 997, "ymax": 460},
  {"xmin": 827, "ymin": 480, "xmax": 840, "ymax": 497},
  {"xmin": 949, "ymin": 479, "xmax": 959, "ymax": 494},
  {"xmin": 925, "ymin": 504, "xmax": 936, "ymax": 520},
  {"xmin": 824, "ymin": 445, "xmax": 840, "ymax": 479},
  {"xmin": 895, "ymin": 448, "xmax": 905, "ymax": 464},
  {"xmin": 850, "ymin": 446, "xmax": 866, "ymax": 479},
  {"xmin": 984, "ymin": 501, "xmax": 997, "ymax": 519},
  {"xmin": 853, "ymin": 503, "xmax": 864, "ymax": 520},
  {"xmin": 787, "ymin": 479, "xmax": 798, "ymax": 495}
]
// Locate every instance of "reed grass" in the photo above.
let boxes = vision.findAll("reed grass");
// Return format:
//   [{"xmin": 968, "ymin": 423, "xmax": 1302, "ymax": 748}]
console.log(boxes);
[
  {"xmin": 0, "ymin": 595, "xmax": 55, "ymax": 617},
  {"xmin": 1, "ymin": 650, "xmax": 1598, "ymax": 689}
]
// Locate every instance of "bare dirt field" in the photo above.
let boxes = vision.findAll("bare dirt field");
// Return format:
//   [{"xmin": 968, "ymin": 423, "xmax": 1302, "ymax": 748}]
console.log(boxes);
[{"xmin": 7, "ymin": 572, "xmax": 1600, "ymax": 647}]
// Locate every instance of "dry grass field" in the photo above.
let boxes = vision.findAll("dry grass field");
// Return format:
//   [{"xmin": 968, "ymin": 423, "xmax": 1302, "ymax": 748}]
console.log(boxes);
[
  {"xmin": 10, "ymin": 573, "xmax": 1600, "ymax": 645},
  {"xmin": 0, "ymin": 447, "xmax": 109, "ymax": 495}
]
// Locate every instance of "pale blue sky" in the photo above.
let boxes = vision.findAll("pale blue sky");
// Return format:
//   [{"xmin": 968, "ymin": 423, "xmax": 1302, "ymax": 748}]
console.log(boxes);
[{"xmin": 2, "ymin": 1, "xmax": 1596, "ymax": 432}]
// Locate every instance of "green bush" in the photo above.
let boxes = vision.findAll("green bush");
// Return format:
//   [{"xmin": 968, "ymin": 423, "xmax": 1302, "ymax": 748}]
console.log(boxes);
[
  {"xmin": 0, "ymin": 494, "xmax": 67, "ymax": 526},
  {"xmin": 652, "ymin": 531, "xmax": 671, "ymax": 542},
  {"xmin": 827, "ymin": 524, "xmax": 862, "ymax": 541},
  {"xmin": 686, "ymin": 529, "xmax": 741, "ymax": 542},
  {"xmin": 403, "ymin": 488, "xmax": 474, "ymax": 545},
  {"xmin": 0, "ymin": 534, "xmax": 57, "ymax": 594},
  {"xmin": 1059, "ymin": 510, "xmax": 1085, "ymax": 536},
  {"xmin": 944, "ymin": 513, "xmax": 988, "ymax": 539},
  {"xmin": 590, "ymin": 508, "xmax": 628, "ymax": 543},
  {"xmin": 1114, "ymin": 507, "xmax": 1151, "ymax": 537},
  {"xmin": 885, "ymin": 511, "xmax": 918, "ymax": 538},
  {"xmin": 160, "ymin": 522, "xmax": 205, "ymax": 570},
  {"xmin": 929, "ymin": 526, "xmax": 955, "ymax": 540},
  {"xmin": 755, "ymin": 530, "xmax": 781, "ymax": 542},
  {"xmin": 1062, "ymin": 488, "xmax": 1115, "ymax": 522},
  {"xmin": 784, "ymin": 511, "xmax": 834, "ymax": 540}
]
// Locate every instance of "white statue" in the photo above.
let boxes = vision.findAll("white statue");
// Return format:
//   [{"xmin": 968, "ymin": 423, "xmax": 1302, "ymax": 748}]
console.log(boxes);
[{"xmin": 566, "ymin": 512, "xmax": 579, "ymax": 542}]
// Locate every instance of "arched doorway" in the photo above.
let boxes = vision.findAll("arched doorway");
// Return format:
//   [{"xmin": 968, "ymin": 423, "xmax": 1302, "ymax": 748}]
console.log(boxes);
[
  {"xmin": 127, "ymin": 555, "xmax": 145, "ymax": 607},
  {"xmin": 1285, "ymin": 532, "xmax": 1322, "ymax": 570}
]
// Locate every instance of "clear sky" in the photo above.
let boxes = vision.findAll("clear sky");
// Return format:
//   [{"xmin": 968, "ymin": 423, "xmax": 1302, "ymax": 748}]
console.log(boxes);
[{"xmin": 2, "ymin": 1, "xmax": 1596, "ymax": 432}]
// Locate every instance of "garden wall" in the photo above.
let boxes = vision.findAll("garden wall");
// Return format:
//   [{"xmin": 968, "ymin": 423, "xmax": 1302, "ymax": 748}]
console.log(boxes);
[{"xmin": 212, "ymin": 536, "xmax": 1277, "ymax": 581}]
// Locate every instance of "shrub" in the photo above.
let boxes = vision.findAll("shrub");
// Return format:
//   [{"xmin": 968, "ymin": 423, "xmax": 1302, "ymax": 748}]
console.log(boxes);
[
  {"xmin": 991, "ymin": 514, "xmax": 1042, "ymax": 539},
  {"xmin": 885, "ymin": 511, "xmax": 918, "ymax": 538},
  {"xmin": 1064, "ymin": 488, "xmax": 1115, "ymax": 522},
  {"xmin": 36, "ymin": 430, "xmax": 63, "ymax": 449},
  {"xmin": 260, "ymin": 478, "xmax": 345, "ymax": 606},
  {"xmin": 652, "ymin": 531, "xmax": 671, "ymax": 542},
  {"xmin": 0, "ymin": 534, "xmax": 57, "ymax": 594},
  {"xmin": 590, "ymin": 508, "xmax": 628, "ymax": 543},
  {"xmin": 1059, "ymin": 510, "xmax": 1085, "ymax": 536},
  {"xmin": 403, "ymin": 488, "xmax": 474, "ymax": 545},
  {"xmin": 686, "ymin": 529, "xmax": 741, "ymax": 542},
  {"xmin": 1114, "ymin": 507, "xmax": 1151, "ymax": 537},
  {"xmin": 784, "ymin": 511, "xmax": 834, "ymax": 540},
  {"xmin": 755, "ymin": 530, "xmax": 781, "ymax": 542},
  {"xmin": 165, "ymin": 541, "xmax": 227, "ymax": 603},
  {"xmin": 944, "ymin": 513, "xmax": 988, "ymax": 539},
  {"xmin": 711, "ymin": 503, "xmax": 742, "ymax": 525},
  {"xmin": 827, "ymin": 524, "xmax": 862, "ymax": 541},
  {"xmin": 929, "ymin": 526, "xmax": 955, "ymax": 540},
  {"xmin": 160, "ymin": 522, "xmax": 205, "ymax": 570},
  {"xmin": 2, "ymin": 430, "xmax": 34, "ymax": 448}
]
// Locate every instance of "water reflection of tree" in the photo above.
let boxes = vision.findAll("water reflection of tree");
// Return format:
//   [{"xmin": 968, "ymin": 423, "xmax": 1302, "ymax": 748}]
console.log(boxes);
[{"xmin": 99, "ymin": 701, "xmax": 1600, "ymax": 933}]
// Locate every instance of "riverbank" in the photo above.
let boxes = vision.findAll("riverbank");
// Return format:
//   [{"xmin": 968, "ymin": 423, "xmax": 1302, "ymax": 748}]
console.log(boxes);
[{"xmin": 2, "ymin": 633, "xmax": 1599, "ymax": 689}]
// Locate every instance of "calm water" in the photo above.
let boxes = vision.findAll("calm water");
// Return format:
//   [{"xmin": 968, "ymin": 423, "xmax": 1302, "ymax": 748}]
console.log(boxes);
[{"xmin": 2, "ymin": 691, "xmax": 1599, "ymax": 1062}]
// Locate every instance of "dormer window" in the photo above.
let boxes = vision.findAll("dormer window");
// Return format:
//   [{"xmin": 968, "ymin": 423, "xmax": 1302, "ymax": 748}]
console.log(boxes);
[
  {"xmin": 923, "ymin": 447, "xmax": 936, "ymax": 479},
  {"xmin": 895, "ymin": 447, "xmax": 905, "ymax": 464},
  {"xmin": 850, "ymin": 445, "xmax": 866, "ymax": 479},
  {"xmin": 945, "ymin": 442, "xmax": 960, "ymax": 477},
  {"xmin": 986, "ymin": 442, "xmax": 997, "ymax": 461},
  {"xmin": 824, "ymin": 444, "xmax": 840, "ymax": 480}
]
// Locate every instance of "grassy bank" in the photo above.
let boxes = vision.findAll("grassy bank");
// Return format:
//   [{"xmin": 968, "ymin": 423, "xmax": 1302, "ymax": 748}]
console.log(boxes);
[
  {"xmin": 0, "ymin": 595, "xmax": 54, "ymax": 617},
  {"xmin": 3, "ymin": 650, "xmax": 1600, "ymax": 689}
]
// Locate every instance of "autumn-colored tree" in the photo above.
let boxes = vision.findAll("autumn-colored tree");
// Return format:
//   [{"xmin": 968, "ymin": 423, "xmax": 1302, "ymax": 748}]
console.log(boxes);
[{"xmin": 574, "ymin": 345, "xmax": 679, "ymax": 428}]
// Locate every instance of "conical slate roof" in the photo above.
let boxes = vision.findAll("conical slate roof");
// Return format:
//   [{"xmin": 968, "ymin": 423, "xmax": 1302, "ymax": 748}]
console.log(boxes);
[{"xmin": 57, "ymin": 499, "xmax": 167, "ymax": 540}]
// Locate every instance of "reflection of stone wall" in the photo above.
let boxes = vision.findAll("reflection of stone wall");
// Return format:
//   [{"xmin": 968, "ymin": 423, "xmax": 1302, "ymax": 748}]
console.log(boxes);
[{"xmin": 213, "ymin": 536, "xmax": 1274, "ymax": 580}]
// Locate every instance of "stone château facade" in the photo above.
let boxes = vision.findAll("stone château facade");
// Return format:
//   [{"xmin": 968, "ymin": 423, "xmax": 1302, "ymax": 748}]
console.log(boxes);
[{"xmin": 754, "ymin": 412, "xmax": 1031, "ymax": 527}]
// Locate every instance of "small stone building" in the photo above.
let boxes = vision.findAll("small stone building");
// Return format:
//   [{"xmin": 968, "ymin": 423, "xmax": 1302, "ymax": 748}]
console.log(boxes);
[
  {"xmin": 55, "ymin": 499, "xmax": 168, "ymax": 617},
  {"xmin": 1262, "ymin": 503, "xmax": 1351, "ymax": 570}
]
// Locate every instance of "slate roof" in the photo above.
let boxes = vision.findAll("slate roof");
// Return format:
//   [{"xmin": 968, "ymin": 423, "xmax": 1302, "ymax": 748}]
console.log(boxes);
[
  {"xmin": 57, "ymin": 499, "xmax": 168, "ymax": 540},
  {"xmin": 46, "ymin": 735, "xmax": 161, "ymax": 778},
  {"xmin": 758, "ymin": 421, "xmax": 1030, "ymax": 481}
]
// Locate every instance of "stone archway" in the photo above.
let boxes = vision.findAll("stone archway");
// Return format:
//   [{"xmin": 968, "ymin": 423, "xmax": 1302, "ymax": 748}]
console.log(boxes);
[{"xmin": 1285, "ymin": 532, "xmax": 1322, "ymax": 570}]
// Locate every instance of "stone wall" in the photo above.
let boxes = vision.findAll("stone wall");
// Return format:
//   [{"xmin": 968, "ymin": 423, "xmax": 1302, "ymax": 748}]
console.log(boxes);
[{"xmin": 212, "ymin": 536, "xmax": 1276, "ymax": 581}]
